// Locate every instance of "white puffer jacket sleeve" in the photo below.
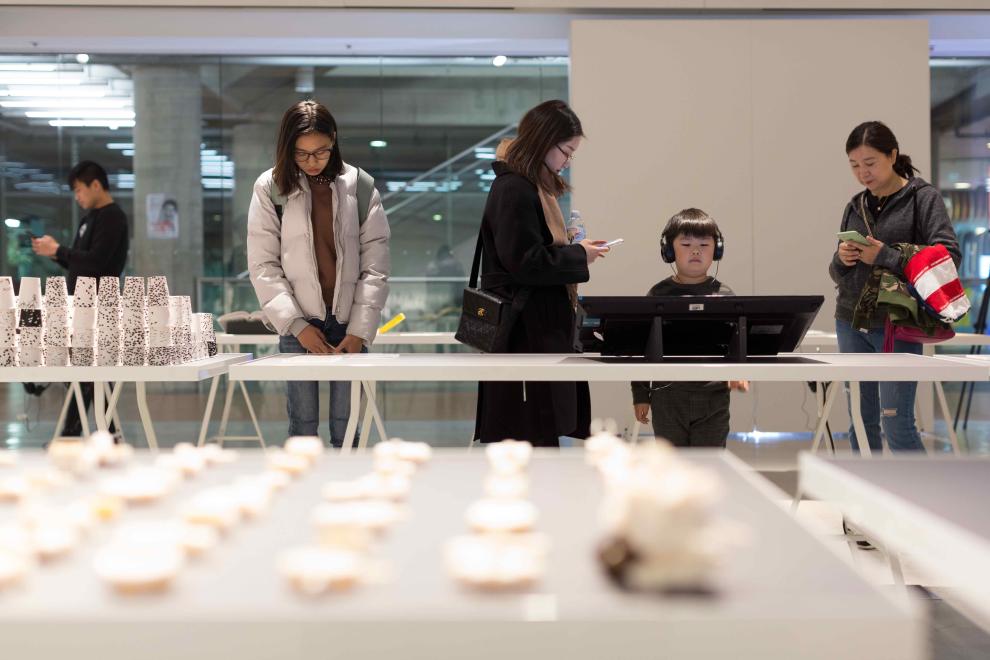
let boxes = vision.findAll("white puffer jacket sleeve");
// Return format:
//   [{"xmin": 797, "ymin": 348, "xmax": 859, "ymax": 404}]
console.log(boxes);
[
  {"xmin": 246, "ymin": 170, "xmax": 308, "ymax": 337},
  {"xmin": 345, "ymin": 185, "xmax": 390, "ymax": 343}
]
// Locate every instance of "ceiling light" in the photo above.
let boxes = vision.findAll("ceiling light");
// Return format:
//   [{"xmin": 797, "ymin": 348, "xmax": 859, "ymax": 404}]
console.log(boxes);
[
  {"xmin": 369, "ymin": 140, "xmax": 387, "ymax": 148},
  {"xmin": 0, "ymin": 73, "xmax": 84, "ymax": 85},
  {"xmin": 105, "ymin": 142, "xmax": 133, "ymax": 150},
  {"xmin": 0, "ymin": 64, "xmax": 57, "ymax": 72},
  {"xmin": 0, "ymin": 98, "xmax": 130, "ymax": 109},
  {"xmin": 27, "ymin": 109, "xmax": 135, "ymax": 119},
  {"xmin": 3, "ymin": 85, "xmax": 106, "ymax": 98},
  {"xmin": 48, "ymin": 119, "xmax": 135, "ymax": 129},
  {"xmin": 75, "ymin": 54, "xmax": 90, "ymax": 64},
  {"xmin": 4, "ymin": 218, "xmax": 20, "ymax": 228},
  {"xmin": 954, "ymin": 182, "xmax": 973, "ymax": 190},
  {"xmin": 432, "ymin": 214, "xmax": 443, "ymax": 222},
  {"xmin": 492, "ymin": 55, "xmax": 508, "ymax": 67}
]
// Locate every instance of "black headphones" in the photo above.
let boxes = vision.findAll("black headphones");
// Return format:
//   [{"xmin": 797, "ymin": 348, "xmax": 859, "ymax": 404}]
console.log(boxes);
[{"xmin": 660, "ymin": 225, "xmax": 725, "ymax": 263}]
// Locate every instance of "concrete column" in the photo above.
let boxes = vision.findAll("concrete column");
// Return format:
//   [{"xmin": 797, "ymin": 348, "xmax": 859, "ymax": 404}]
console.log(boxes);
[
  {"xmin": 132, "ymin": 65, "xmax": 202, "ymax": 300},
  {"xmin": 231, "ymin": 122, "xmax": 274, "ymax": 278}
]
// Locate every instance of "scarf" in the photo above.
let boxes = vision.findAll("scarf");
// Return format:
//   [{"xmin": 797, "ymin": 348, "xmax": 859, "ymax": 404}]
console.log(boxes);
[{"xmin": 496, "ymin": 138, "xmax": 577, "ymax": 305}]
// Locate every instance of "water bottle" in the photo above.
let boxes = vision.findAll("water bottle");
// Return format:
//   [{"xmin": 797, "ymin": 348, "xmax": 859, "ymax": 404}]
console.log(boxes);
[{"xmin": 569, "ymin": 210, "xmax": 586, "ymax": 243}]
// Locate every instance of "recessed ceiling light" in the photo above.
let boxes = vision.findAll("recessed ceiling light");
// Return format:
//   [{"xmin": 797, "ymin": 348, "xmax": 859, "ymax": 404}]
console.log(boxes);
[
  {"xmin": 492, "ymin": 55, "xmax": 508, "ymax": 67},
  {"xmin": 4, "ymin": 218, "xmax": 21, "ymax": 228},
  {"xmin": 432, "ymin": 214, "xmax": 443, "ymax": 222},
  {"xmin": 369, "ymin": 140, "xmax": 387, "ymax": 148},
  {"xmin": 76, "ymin": 54, "xmax": 90, "ymax": 64}
]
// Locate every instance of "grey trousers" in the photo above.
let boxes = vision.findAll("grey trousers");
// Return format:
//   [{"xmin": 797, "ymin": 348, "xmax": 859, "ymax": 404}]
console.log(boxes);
[{"xmin": 649, "ymin": 385, "xmax": 730, "ymax": 448}]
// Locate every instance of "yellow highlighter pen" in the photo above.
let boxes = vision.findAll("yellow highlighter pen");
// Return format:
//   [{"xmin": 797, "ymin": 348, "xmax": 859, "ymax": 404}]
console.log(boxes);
[{"xmin": 378, "ymin": 312, "xmax": 405, "ymax": 334}]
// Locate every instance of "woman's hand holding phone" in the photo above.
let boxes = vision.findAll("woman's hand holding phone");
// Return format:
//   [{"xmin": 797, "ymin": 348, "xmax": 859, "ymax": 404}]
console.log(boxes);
[
  {"xmin": 580, "ymin": 239, "xmax": 610, "ymax": 264},
  {"xmin": 837, "ymin": 241, "xmax": 862, "ymax": 266}
]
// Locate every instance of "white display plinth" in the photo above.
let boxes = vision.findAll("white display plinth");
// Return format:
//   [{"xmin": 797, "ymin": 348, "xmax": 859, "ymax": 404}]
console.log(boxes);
[{"xmin": 0, "ymin": 450, "xmax": 923, "ymax": 660}]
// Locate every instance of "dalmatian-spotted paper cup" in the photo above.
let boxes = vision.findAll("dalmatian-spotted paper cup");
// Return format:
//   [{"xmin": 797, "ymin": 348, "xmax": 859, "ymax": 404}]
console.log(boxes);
[
  {"xmin": 45, "ymin": 347, "xmax": 69, "ymax": 367},
  {"xmin": 44, "ymin": 276, "xmax": 69, "ymax": 308},
  {"xmin": 17, "ymin": 277, "xmax": 42, "ymax": 310},
  {"xmin": 0, "ymin": 277, "xmax": 15, "ymax": 309},
  {"xmin": 147, "ymin": 276, "xmax": 170, "ymax": 308},
  {"xmin": 17, "ymin": 347, "xmax": 42, "ymax": 367},
  {"xmin": 70, "ymin": 347, "xmax": 95, "ymax": 367}
]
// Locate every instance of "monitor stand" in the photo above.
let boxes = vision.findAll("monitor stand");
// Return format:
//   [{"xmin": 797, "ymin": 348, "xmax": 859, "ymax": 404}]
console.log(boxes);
[{"xmin": 645, "ymin": 315, "xmax": 748, "ymax": 362}]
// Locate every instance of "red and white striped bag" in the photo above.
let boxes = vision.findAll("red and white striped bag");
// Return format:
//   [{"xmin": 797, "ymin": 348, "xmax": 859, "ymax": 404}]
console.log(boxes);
[
  {"xmin": 902, "ymin": 243, "xmax": 970, "ymax": 323},
  {"xmin": 883, "ymin": 244, "xmax": 968, "ymax": 351}
]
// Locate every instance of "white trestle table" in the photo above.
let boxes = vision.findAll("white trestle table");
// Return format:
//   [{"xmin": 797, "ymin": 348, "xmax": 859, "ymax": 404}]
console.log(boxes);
[
  {"xmin": 0, "ymin": 450, "xmax": 923, "ymax": 660},
  {"xmin": 0, "ymin": 354, "xmax": 251, "ymax": 450},
  {"xmin": 228, "ymin": 352, "xmax": 988, "ymax": 454},
  {"xmin": 211, "ymin": 332, "xmax": 460, "ymax": 448}
]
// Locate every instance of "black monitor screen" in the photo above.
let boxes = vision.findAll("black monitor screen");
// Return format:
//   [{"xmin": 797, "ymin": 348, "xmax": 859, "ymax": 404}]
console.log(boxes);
[{"xmin": 578, "ymin": 295, "xmax": 823, "ymax": 361}]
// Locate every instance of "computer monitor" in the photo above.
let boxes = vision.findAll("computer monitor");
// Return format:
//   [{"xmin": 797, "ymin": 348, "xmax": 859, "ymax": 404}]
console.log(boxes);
[{"xmin": 578, "ymin": 295, "xmax": 824, "ymax": 362}]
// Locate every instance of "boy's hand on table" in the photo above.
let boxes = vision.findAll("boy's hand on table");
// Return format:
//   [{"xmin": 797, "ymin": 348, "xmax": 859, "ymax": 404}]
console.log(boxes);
[
  {"xmin": 634, "ymin": 403, "xmax": 650, "ymax": 424},
  {"xmin": 728, "ymin": 380, "xmax": 750, "ymax": 392}
]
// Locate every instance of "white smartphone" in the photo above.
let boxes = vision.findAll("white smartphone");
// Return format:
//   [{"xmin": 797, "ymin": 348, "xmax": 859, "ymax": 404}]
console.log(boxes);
[{"xmin": 603, "ymin": 238, "xmax": 624, "ymax": 248}]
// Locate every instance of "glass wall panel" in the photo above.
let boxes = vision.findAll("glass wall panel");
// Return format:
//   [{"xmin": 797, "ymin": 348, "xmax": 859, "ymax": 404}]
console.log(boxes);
[
  {"xmin": 0, "ymin": 54, "xmax": 567, "ymax": 332},
  {"xmin": 931, "ymin": 58, "xmax": 990, "ymax": 333}
]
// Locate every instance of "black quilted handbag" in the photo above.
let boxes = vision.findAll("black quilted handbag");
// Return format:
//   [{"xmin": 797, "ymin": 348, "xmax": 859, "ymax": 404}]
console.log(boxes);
[{"xmin": 455, "ymin": 231, "xmax": 530, "ymax": 353}]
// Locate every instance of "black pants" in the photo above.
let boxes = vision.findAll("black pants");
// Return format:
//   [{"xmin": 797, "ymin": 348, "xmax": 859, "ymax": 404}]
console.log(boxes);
[
  {"xmin": 61, "ymin": 382, "xmax": 116, "ymax": 437},
  {"xmin": 649, "ymin": 386, "xmax": 730, "ymax": 448}
]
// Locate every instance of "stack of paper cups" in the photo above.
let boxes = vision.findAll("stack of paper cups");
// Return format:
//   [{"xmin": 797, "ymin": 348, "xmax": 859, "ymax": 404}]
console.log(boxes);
[
  {"xmin": 200, "ymin": 313, "xmax": 218, "ymax": 357},
  {"xmin": 190, "ymin": 313, "xmax": 204, "ymax": 360},
  {"xmin": 171, "ymin": 296, "xmax": 194, "ymax": 364},
  {"xmin": 17, "ymin": 277, "xmax": 43, "ymax": 366},
  {"xmin": 97, "ymin": 276, "xmax": 122, "ymax": 367},
  {"xmin": 0, "ymin": 277, "xmax": 17, "ymax": 366},
  {"xmin": 70, "ymin": 277, "xmax": 98, "ymax": 367},
  {"xmin": 43, "ymin": 276, "xmax": 70, "ymax": 366},
  {"xmin": 147, "ymin": 276, "xmax": 173, "ymax": 366},
  {"xmin": 121, "ymin": 277, "xmax": 148, "ymax": 366}
]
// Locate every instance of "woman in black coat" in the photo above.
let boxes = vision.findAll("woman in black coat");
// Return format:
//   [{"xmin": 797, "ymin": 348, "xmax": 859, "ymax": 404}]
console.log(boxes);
[{"xmin": 474, "ymin": 100, "xmax": 610, "ymax": 447}]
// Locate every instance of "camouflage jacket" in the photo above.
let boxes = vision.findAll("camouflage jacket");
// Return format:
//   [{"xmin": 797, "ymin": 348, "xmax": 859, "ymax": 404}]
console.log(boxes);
[{"xmin": 851, "ymin": 243, "xmax": 948, "ymax": 335}]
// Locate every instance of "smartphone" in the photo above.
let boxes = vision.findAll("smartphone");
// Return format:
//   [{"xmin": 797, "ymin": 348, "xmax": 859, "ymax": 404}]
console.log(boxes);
[
  {"xmin": 837, "ymin": 230, "xmax": 871, "ymax": 246},
  {"xmin": 603, "ymin": 238, "xmax": 624, "ymax": 248}
]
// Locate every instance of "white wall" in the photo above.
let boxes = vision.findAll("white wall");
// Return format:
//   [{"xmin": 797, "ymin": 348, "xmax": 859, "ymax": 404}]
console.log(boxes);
[{"xmin": 570, "ymin": 18, "xmax": 931, "ymax": 435}]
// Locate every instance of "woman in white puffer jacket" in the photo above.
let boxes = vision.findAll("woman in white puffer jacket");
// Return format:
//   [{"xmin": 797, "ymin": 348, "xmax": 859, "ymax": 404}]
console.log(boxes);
[{"xmin": 247, "ymin": 100, "xmax": 390, "ymax": 448}]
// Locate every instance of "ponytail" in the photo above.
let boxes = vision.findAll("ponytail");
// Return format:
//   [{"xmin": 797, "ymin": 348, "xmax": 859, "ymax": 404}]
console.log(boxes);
[{"xmin": 893, "ymin": 153, "xmax": 919, "ymax": 179}]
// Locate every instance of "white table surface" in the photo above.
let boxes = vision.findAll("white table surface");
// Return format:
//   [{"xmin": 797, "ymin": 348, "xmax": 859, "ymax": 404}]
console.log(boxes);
[
  {"xmin": 799, "ymin": 454, "xmax": 990, "ymax": 630},
  {"xmin": 799, "ymin": 330, "xmax": 990, "ymax": 348},
  {"xmin": 229, "ymin": 352, "xmax": 986, "ymax": 383},
  {"xmin": 216, "ymin": 332, "xmax": 460, "ymax": 346},
  {"xmin": 0, "ymin": 353, "xmax": 252, "ymax": 383},
  {"xmin": 0, "ymin": 450, "xmax": 922, "ymax": 660}
]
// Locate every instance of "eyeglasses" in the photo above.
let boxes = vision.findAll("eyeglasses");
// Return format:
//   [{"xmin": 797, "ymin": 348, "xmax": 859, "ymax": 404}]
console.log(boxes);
[
  {"xmin": 293, "ymin": 147, "xmax": 333, "ymax": 163},
  {"xmin": 555, "ymin": 144, "xmax": 576, "ymax": 163}
]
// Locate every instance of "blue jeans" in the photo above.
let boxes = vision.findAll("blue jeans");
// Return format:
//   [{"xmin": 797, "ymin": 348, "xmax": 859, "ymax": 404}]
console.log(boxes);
[
  {"xmin": 278, "ymin": 312, "xmax": 366, "ymax": 448},
  {"xmin": 835, "ymin": 319, "xmax": 925, "ymax": 453}
]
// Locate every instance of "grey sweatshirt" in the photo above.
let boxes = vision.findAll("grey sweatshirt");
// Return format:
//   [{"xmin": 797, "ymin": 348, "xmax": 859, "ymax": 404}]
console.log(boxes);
[{"xmin": 829, "ymin": 177, "xmax": 960, "ymax": 327}]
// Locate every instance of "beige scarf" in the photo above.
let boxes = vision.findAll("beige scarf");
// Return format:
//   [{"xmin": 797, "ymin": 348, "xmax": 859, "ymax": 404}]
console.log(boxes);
[{"xmin": 496, "ymin": 139, "xmax": 577, "ymax": 305}]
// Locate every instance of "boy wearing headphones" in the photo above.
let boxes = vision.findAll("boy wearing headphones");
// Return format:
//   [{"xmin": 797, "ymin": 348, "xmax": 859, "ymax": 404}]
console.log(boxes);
[{"xmin": 631, "ymin": 208, "xmax": 748, "ymax": 447}]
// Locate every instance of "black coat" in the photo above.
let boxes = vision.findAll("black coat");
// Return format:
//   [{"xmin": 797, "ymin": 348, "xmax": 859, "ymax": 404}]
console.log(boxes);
[{"xmin": 474, "ymin": 162, "xmax": 591, "ymax": 446}]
